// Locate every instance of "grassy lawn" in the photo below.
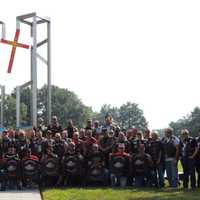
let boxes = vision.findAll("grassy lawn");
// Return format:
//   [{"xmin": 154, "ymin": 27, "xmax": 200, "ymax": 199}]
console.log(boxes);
[{"xmin": 42, "ymin": 187, "xmax": 200, "ymax": 200}]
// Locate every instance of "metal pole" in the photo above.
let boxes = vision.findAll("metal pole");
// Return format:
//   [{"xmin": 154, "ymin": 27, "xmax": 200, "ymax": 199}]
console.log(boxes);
[
  {"xmin": 0, "ymin": 86, "xmax": 2, "ymax": 127},
  {"xmin": 0, "ymin": 86, "xmax": 5, "ymax": 127},
  {"xmin": 0, "ymin": 21, "xmax": 6, "ymax": 39},
  {"xmin": 16, "ymin": 86, "xmax": 20, "ymax": 128},
  {"xmin": 31, "ymin": 15, "xmax": 37, "ymax": 127},
  {"xmin": 47, "ymin": 21, "xmax": 51, "ymax": 125}
]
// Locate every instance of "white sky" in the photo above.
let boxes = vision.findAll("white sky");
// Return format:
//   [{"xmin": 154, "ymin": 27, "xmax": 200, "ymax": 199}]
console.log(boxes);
[{"xmin": 0, "ymin": 0, "xmax": 200, "ymax": 129}]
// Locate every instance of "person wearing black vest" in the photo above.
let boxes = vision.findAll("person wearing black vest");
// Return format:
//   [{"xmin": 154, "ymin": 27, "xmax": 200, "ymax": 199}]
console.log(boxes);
[
  {"xmin": 16, "ymin": 130, "xmax": 29, "ymax": 159},
  {"xmin": 65, "ymin": 119, "xmax": 77, "ymax": 139},
  {"xmin": 0, "ymin": 153, "xmax": 6, "ymax": 191},
  {"xmin": 30, "ymin": 130, "xmax": 46, "ymax": 160},
  {"xmin": 149, "ymin": 131, "xmax": 164, "ymax": 188},
  {"xmin": 109, "ymin": 143, "xmax": 131, "ymax": 187},
  {"xmin": 162, "ymin": 128, "xmax": 179, "ymax": 188},
  {"xmin": 4, "ymin": 146, "xmax": 21, "ymax": 190},
  {"xmin": 85, "ymin": 144, "xmax": 109, "ymax": 186},
  {"xmin": 143, "ymin": 129, "xmax": 152, "ymax": 154},
  {"xmin": 53, "ymin": 133, "xmax": 67, "ymax": 160},
  {"xmin": 196, "ymin": 129, "xmax": 200, "ymax": 187},
  {"xmin": 40, "ymin": 145, "xmax": 60, "ymax": 187},
  {"xmin": 180, "ymin": 129, "xmax": 198, "ymax": 189},
  {"xmin": 132, "ymin": 143, "xmax": 153, "ymax": 187},
  {"xmin": 47, "ymin": 116, "xmax": 63, "ymax": 138},
  {"xmin": 0, "ymin": 130, "xmax": 10, "ymax": 155},
  {"xmin": 60, "ymin": 142, "xmax": 84, "ymax": 186}
]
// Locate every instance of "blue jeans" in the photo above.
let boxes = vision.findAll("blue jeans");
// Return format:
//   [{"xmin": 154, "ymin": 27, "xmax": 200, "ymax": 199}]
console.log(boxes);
[
  {"xmin": 110, "ymin": 174, "xmax": 127, "ymax": 187},
  {"xmin": 165, "ymin": 159, "xmax": 178, "ymax": 187},
  {"xmin": 152, "ymin": 164, "xmax": 165, "ymax": 187},
  {"xmin": 135, "ymin": 175, "xmax": 145, "ymax": 187}
]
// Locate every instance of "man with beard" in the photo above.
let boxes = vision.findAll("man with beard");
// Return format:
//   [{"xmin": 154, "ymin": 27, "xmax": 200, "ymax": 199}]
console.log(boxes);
[
  {"xmin": 47, "ymin": 116, "xmax": 62, "ymax": 138},
  {"xmin": 109, "ymin": 143, "xmax": 131, "ymax": 187},
  {"xmin": 85, "ymin": 119, "xmax": 94, "ymax": 131},
  {"xmin": 65, "ymin": 119, "xmax": 76, "ymax": 139},
  {"xmin": 132, "ymin": 144, "xmax": 153, "ymax": 187},
  {"xmin": 79, "ymin": 128, "xmax": 86, "ymax": 141},
  {"xmin": 21, "ymin": 148, "xmax": 40, "ymax": 188},
  {"xmin": 4, "ymin": 146, "xmax": 21, "ymax": 190},
  {"xmin": 43, "ymin": 131, "xmax": 55, "ymax": 154},
  {"xmin": 61, "ymin": 130, "xmax": 71, "ymax": 143},
  {"xmin": 83, "ymin": 129, "xmax": 97, "ymax": 156},
  {"xmin": 40, "ymin": 145, "xmax": 60, "ymax": 187},
  {"xmin": 72, "ymin": 132, "xmax": 84, "ymax": 154},
  {"xmin": 112, "ymin": 132, "xmax": 130, "ymax": 153},
  {"xmin": 53, "ymin": 133, "xmax": 67, "ymax": 160},
  {"xmin": 16, "ymin": 130, "xmax": 29, "ymax": 159},
  {"xmin": 180, "ymin": 129, "xmax": 198, "ymax": 189},
  {"xmin": 98, "ymin": 128, "xmax": 115, "ymax": 168},
  {"xmin": 127, "ymin": 128, "xmax": 139, "ymax": 155},
  {"xmin": 86, "ymin": 144, "xmax": 108, "ymax": 186},
  {"xmin": 0, "ymin": 130, "xmax": 10, "ymax": 155},
  {"xmin": 30, "ymin": 130, "xmax": 46, "ymax": 160},
  {"xmin": 60, "ymin": 142, "xmax": 84, "ymax": 186},
  {"xmin": 102, "ymin": 114, "xmax": 115, "ymax": 133}
]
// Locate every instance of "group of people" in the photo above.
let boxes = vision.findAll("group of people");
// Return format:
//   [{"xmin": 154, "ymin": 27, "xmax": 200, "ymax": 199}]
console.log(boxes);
[{"xmin": 0, "ymin": 114, "xmax": 200, "ymax": 191}]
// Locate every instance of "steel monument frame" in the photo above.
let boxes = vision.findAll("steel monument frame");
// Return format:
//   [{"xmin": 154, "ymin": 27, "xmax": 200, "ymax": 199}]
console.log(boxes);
[{"xmin": 1, "ymin": 13, "xmax": 52, "ymax": 128}]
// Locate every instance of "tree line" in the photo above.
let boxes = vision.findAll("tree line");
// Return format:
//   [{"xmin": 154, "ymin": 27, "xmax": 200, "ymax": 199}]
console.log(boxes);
[
  {"xmin": 0, "ymin": 85, "xmax": 148, "ymax": 129},
  {"xmin": 170, "ymin": 107, "xmax": 200, "ymax": 137}
]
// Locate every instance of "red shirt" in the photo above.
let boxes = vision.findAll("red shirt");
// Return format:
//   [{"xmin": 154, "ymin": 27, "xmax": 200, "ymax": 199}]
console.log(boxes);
[{"xmin": 22, "ymin": 155, "xmax": 39, "ymax": 161}]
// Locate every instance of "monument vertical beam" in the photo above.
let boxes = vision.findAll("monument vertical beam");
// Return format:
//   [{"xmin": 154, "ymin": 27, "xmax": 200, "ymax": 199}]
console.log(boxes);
[
  {"xmin": 47, "ymin": 21, "xmax": 51, "ymax": 125},
  {"xmin": 0, "ymin": 86, "xmax": 5, "ymax": 127},
  {"xmin": 16, "ymin": 86, "xmax": 20, "ymax": 128},
  {"xmin": 31, "ymin": 15, "xmax": 37, "ymax": 127}
]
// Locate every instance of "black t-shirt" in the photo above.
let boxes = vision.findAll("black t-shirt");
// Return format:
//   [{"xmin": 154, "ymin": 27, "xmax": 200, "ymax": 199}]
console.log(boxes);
[
  {"xmin": 47, "ymin": 124, "xmax": 63, "ymax": 137},
  {"xmin": 149, "ymin": 140, "xmax": 163, "ymax": 164},
  {"xmin": 66, "ymin": 126, "xmax": 76, "ymax": 138}
]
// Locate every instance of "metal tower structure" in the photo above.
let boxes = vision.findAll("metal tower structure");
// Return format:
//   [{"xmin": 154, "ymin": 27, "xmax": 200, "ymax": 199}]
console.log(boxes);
[
  {"xmin": 16, "ymin": 13, "xmax": 51, "ymax": 128},
  {"xmin": 1, "ymin": 13, "xmax": 52, "ymax": 128},
  {"xmin": 0, "ymin": 22, "xmax": 6, "ymax": 127},
  {"xmin": 0, "ymin": 85, "xmax": 5, "ymax": 127}
]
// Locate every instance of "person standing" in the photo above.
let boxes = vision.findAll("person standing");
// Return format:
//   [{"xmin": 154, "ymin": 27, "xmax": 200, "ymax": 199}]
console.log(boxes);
[
  {"xmin": 162, "ymin": 128, "xmax": 180, "ymax": 188},
  {"xmin": 196, "ymin": 129, "xmax": 200, "ymax": 187},
  {"xmin": 47, "ymin": 116, "xmax": 62, "ymax": 138},
  {"xmin": 180, "ymin": 129, "xmax": 198, "ymax": 189},
  {"xmin": 149, "ymin": 131, "xmax": 165, "ymax": 187}
]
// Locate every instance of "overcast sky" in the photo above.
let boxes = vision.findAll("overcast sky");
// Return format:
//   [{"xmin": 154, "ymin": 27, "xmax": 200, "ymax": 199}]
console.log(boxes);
[{"xmin": 0, "ymin": 0, "xmax": 200, "ymax": 129}]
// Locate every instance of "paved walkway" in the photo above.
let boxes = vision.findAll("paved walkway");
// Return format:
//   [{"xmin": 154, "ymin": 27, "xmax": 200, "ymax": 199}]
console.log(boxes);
[{"xmin": 0, "ymin": 189, "xmax": 42, "ymax": 200}]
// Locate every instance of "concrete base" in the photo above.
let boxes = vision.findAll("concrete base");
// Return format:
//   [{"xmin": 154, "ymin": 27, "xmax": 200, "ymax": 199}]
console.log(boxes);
[{"xmin": 0, "ymin": 189, "xmax": 41, "ymax": 200}]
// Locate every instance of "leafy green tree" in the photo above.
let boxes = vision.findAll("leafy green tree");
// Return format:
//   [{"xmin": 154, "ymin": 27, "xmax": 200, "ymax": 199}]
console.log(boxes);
[
  {"xmin": 96, "ymin": 102, "xmax": 148, "ymax": 130},
  {"xmin": 38, "ymin": 85, "xmax": 94, "ymax": 128},
  {"xmin": 3, "ymin": 95, "xmax": 27, "ymax": 128},
  {"xmin": 169, "ymin": 107, "xmax": 200, "ymax": 137},
  {"xmin": 118, "ymin": 102, "xmax": 148, "ymax": 130}
]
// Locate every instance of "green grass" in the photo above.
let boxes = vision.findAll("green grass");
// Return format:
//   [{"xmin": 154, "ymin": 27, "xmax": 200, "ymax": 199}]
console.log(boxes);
[{"xmin": 42, "ymin": 187, "xmax": 200, "ymax": 200}]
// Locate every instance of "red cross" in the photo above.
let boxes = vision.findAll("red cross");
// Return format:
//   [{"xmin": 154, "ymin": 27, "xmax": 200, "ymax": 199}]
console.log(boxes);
[{"xmin": 0, "ymin": 29, "xmax": 29, "ymax": 73}]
